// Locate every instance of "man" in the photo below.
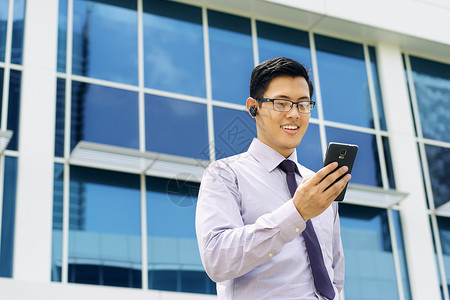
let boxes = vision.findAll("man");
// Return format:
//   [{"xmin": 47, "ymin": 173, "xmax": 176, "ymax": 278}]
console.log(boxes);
[{"xmin": 196, "ymin": 57, "xmax": 350, "ymax": 299}]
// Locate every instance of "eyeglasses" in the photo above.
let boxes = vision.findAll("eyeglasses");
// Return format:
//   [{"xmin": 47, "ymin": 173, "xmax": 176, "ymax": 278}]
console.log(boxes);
[{"xmin": 257, "ymin": 98, "xmax": 315, "ymax": 114}]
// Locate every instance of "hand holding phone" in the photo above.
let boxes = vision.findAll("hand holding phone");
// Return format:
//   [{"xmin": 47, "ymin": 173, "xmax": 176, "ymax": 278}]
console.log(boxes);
[{"xmin": 323, "ymin": 142, "xmax": 358, "ymax": 201}]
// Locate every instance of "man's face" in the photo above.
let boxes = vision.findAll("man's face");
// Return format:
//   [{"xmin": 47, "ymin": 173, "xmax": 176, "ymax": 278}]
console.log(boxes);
[{"xmin": 247, "ymin": 75, "xmax": 311, "ymax": 158}]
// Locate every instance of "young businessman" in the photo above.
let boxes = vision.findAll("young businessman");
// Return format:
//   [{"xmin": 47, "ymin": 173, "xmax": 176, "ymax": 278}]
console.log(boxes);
[{"xmin": 196, "ymin": 57, "xmax": 350, "ymax": 299}]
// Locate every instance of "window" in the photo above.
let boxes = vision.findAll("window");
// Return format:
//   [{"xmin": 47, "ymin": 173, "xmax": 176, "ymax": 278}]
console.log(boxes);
[
  {"xmin": 70, "ymin": 81, "xmax": 139, "ymax": 150},
  {"xmin": 0, "ymin": 156, "xmax": 18, "ymax": 278},
  {"xmin": 72, "ymin": 0, "xmax": 138, "ymax": 85},
  {"xmin": 5, "ymin": 69, "xmax": 20, "ymax": 151},
  {"xmin": 0, "ymin": 0, "xmax": 25, "ymax": 64},
  {"xmin": 208, "ymin": 10, "xmax": 253, "ymax": 105},
  {"xmin": 145, "ymin": 95, "xmax": 208, "ymax": 160},
  {"xmin": 146, "ymin": 176, "xmax": 215, "ymax": 294},
  {"xmin": 213, "ymin": 106, "xmax": 256, "ymax": 159},
  {"xmin": 51, "ymin": 163, "xmax": 64, "ymax": 282},
  {"xmin": 340, "ymin": 204, "xmax": 400, "ymax": 300},
  {"xmin": 143, "ymin": 0, "xmax": 205, "ymax": 97},
  {"xmin": 68, "ymin": 166, "xmax": 142, "ymax": 288},
  {"xmin": 315, "ymin": 34, "xmax": 374, "ymax": 128}
]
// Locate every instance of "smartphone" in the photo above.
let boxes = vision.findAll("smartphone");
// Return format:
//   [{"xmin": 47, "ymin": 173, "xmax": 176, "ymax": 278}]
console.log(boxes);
[{"xmin": 323, "ymin": 142, "xmax": 358, "ymax": 201}]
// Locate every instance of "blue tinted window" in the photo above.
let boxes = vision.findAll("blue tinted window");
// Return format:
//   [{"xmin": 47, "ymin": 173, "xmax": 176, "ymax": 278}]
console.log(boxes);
[
  {"xmin": 369, "ymin": 46, "xmax": 387, "ymax": 131},
  {"xmin": 425, "ymin": 145, "xmax": 450, "ymax": 208},
  {"xmin": 69, "ymin": 166, "xmax": 141, "ymax": 288},
  {"xmin": 51, "ymin": 163, "xmax": 64, "ymax": 282},
  {"xmin": 0, "ymin": 156, "xmax": 18, "ymax": 278},
  {"xmin": 55, "ymin": 78, "xmax": 65, "ymax": 157},
  {"xmin": 10, "ymin": 0, "xmax": 25, "ymax": 64},
  {"xmin": 326, "ymin": 127, "xmax": 382, "ymax": 187},
  {"xmin": 409, "ymin": 56, "xmax": 450, "ymax": 143},
  {"xmin": 0, "ymin": 67, "xmax": 3, "ymax": 123},
  {"xmin": 71, "ymin": 81, "xmax": 139, "ymax": 150},
  {"xmin": 315, "ymin": 35, "xmax": 374, "ymax": 128},
  {"xmin": 57, "ymin": 0, "xmax": 68, "ymax": 72},
  {"xmin": 145, "ymin": 95, "xmax": 208, "ymax": 159},
  {"xmin": 146, "ymin": 176, "xmax": 215, "ymax": 294},
  {"xmin": 297, "ymin": 123, "xmax": 322, "ymax": 171},
  {"xmin": 392, "ymin": 210, "xmax": 412, "ymax": 299},
  {"xmin": 7, "ymin": 69, "xmax": 21, "ymax": 151},
  {"xmin": 208, "ymin": 10, "xmax": 253, "ymax": 105},
  {"xmin": 0, "ymin": 0, "xmax": 8, "ymax": 62},
  {"xmin": 256, "ymin": 21, "xmax": 317, "ymax": 119},
  {"xmin": 339, "ymin": 204, "xmax": 399, "ymax": 299},
  {"xmin": 143, "ymin": 0, "xmax": 205, "ymax": 97},
  {"xmin": 382, "ymin": 136, "xmax": 396, "ymax": 189},
  {"xmin": 436, "ymin": 216, "xmax": 450, "ymax": 294},
  {"xmin": 213, "ymin": 106, "xmax": 256, "ymax": 158},
  {"xmin": 72, "ymin": 0, "xmax": 138, "ymax": 85}
]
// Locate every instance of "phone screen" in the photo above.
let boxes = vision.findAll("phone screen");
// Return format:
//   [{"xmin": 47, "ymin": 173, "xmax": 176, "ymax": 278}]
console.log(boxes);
[{"xmin": 323, "ymin": 142, "xmax": 358, "ymax": 201}]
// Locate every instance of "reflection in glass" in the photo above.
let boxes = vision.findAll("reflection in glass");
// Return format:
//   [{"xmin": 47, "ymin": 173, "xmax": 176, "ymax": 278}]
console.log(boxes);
[
  {"xmin": 0, "ymin": 0, "xmax": 8, "ymax": 62},
  {"xmin": 436, "ymin": 216, "xmax": 450, "ymax": 293},
  {"xmin": 315, "ymin": 34, "xmax": 374, "ymax": 128},
  {"xmin": 51, "ymin": 163, "xmax": 64, "ymax": 282},
  {"xmin": 143, "ymin": 0, "xmax": 205, "ymax": 97},
  {"xmin": 57, "ymin": 0, "xmax": 68, "ymax": 72},
  {"xmin": 10, "ymin": 0, "xmax": 25, "ymax": 64},
  {"xmin": 7, "ymin": 69, "xmax": 21, "ymax": 151},
  {"xmin": 256, "ymin": 21, "xmax": 317, "ymax": 118},
  {"xmin": 326, "ymin": 126, "xmax": 382, "ymax": 187},
  {"xmin": 392, "ymin": 210, "xmax": 412, "ymax": 300},
  {"xmin": 0, "ymin": 156, "xmax": 18, "ymax": 278},
  {"xmin": 72, "ymin": 0, "xmax": 138, "ymax": 85},
  {"xmin": 339, "ymin": 204, "xmax": 399, "ymax": 300},
  {"xmin": 145, "ymin": 95, "xmax": 208, "ymax": 160},
  {"xmin": 297, "ymin": 123, "xmax": 322, "ymax": 172},
  {"xmin": 68, "ymin": 166, "xmax": 141, "ymax": 287},
  {"xmin": 425, "ymin": 145, "xmax": 450, "ymax": 208},
  {"xmin": 71, "ymin": 81, "xmax": 139, "ymax": 150},
  {"xmin": 0, "ymin": 67, "xmax": 3, "ymax": 123},
  {"xmin": 410, "ymin": 56, "xmax": 450, "ymax": 143},
  {"xmin": 213, "ymin": 106, "xmax": 256, "ymax": 158},
  {"xmin": 146, "ymin": 176, "xmax": 215, "ymax": 294},
  {"xmin": 208, "ymin": 10, "xmax": 253, "ymax": 105},
  {"xmin": 55, "ymin": 78, "xmax": 65, "ymax": 157},
  {"xmin": 369, "ymin": 46, "xmax": 386, "ymax": 131},
  {"xmin": 382, "ymin": 136, "xmax": 396, "ymax": 189}
]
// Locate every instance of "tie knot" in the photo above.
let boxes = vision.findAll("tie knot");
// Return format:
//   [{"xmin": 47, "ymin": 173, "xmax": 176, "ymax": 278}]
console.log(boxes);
[{"xmin": 278, "ymin": 159, "xmax": 298, "ymax": 174}]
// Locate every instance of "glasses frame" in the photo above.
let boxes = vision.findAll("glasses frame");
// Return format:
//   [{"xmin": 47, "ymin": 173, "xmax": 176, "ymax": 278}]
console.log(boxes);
[{"xmin": 257, "ymin": 98, "xmax": 315, "ymax": 114}]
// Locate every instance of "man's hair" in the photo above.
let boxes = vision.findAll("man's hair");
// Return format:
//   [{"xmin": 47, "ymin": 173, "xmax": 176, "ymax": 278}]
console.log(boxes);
[{"xmin": 249, "ymin": 57, "xmax": 314, "ymax": 101}]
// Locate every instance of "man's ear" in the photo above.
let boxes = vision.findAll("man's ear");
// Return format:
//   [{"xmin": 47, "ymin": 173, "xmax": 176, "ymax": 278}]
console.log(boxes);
[{"xmin": 246, "ymin": 97, "xmax": 258, "ymax": 117}]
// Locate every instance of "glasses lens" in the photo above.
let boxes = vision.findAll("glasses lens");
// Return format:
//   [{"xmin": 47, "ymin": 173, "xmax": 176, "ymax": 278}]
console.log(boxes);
[{"xmin": 273, "ymin": 99, "xmax": 291, "ymax": 112}]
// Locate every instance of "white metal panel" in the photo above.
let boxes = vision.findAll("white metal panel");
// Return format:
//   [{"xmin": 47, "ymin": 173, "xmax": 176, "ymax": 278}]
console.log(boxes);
[
  {"xmin": 13, "ymin": 0, "xmax": 59, "ymax": 282},
  {"xmin": 376, "ymin": 42, "xmax": 441, "ymax": 299}
]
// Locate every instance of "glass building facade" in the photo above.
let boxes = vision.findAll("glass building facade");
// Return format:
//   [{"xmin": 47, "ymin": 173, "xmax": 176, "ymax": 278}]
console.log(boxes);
[{"xmin": 1, "ymin": 0, "xmax": 449, "ymax": 299}]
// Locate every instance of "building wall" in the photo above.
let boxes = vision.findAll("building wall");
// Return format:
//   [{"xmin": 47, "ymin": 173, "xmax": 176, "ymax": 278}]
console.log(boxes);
[{"xmin": 0, "ymin": 0, "xmax": 449, "ymax": 299}]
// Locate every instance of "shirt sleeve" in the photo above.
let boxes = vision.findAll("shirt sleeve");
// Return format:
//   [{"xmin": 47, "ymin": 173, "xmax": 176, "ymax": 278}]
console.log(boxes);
[
  {"xmin": 195, "ymin": 160, "xmax": 306, "ymax": 283},
  {"xmin": 331, "ymin": 202, "xmax": 345, "ymax": 293}
]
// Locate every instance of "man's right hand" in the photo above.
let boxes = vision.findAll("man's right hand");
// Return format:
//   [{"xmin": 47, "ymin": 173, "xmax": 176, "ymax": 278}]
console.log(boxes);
[{"xmin": 292, "ymin": 162, "xmax": 351, "ymax": 221}]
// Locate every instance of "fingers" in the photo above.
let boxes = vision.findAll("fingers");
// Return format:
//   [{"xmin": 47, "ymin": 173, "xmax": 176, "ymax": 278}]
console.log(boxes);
[{"xmin": 307, "ymin": 162, "xmax": 339, "ymax": 185}]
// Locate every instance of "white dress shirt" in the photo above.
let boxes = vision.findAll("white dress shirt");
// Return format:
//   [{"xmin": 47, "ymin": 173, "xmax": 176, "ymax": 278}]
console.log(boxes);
[{"xmin": 196, "ymin": 138, "xmax": 344, "ymax": 299}]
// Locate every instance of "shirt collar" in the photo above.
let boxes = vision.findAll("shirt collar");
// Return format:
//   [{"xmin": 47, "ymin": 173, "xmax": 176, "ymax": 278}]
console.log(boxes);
[{"xmin": 247, "ymin": 138, "xmax": 300, "ymax": 174}]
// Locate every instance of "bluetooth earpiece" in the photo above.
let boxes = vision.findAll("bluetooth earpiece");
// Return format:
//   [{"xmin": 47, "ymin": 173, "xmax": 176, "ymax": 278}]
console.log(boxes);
[{"xmin": 249, "ymin": 106, "xmax": 258, "ymax": 117}]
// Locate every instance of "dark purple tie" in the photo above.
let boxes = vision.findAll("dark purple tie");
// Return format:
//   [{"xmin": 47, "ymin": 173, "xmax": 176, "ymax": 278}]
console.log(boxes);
[{"xmin": 279, "ymin": 159, "xmax": 335, "ymax": 300}]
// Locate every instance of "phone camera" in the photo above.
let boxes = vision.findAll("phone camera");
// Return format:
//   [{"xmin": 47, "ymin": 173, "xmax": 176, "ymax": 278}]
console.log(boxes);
[{"xmin": 339, "ymin": 149, "xmax": 347, "ymax": 159}]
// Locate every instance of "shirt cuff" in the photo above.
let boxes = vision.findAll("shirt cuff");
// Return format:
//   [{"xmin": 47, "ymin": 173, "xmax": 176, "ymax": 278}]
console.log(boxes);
[{"xmin": 271, "ymin": 199, "xmax": 306, "ymax": 243}]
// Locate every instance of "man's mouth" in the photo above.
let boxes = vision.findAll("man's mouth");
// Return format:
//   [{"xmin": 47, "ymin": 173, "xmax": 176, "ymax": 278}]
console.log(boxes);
[{"xmin": 281, "ymin": 125, "xmax": 299, "ymax": 130}]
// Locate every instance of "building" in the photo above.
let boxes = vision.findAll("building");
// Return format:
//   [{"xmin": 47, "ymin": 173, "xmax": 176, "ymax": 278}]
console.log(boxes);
[{"xmin": 0, "ymin": 0, "xmax": 449, "ymax": 299}]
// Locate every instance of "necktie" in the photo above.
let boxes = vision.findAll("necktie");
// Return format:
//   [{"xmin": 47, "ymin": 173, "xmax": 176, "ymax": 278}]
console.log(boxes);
[{"xmin": 279, "ymin": 159, "xmax": 335, "ymax": 300}]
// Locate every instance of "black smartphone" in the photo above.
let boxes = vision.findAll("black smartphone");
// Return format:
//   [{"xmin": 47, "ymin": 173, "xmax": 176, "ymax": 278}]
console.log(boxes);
[{"xmin": 323, "ymin": 142, "xmax": 358, "ymax": 201}]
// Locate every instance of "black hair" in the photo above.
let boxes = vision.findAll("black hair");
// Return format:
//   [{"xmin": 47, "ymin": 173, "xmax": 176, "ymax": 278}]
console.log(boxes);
[{"xmin": 249, "ymin": 57, "xmax": 314, "ymax": 102}]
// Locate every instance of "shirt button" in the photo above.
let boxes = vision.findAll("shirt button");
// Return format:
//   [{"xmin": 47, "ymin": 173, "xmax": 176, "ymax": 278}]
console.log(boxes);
[
  {"xmin": 295, "ymin": 227, "xmax": 300, "ymax": 233},
  {"xmin": 268, "ymin": 253, "xmax": 273, "ymax": 258}
]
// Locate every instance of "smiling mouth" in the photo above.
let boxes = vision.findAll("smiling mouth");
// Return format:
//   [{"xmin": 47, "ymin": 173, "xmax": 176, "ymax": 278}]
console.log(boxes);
[{"xmin": 281, "ymin": 125, "xmax": 299, "ymax": 130}]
